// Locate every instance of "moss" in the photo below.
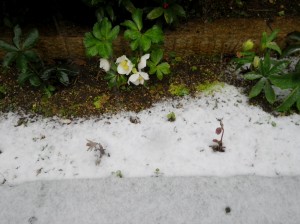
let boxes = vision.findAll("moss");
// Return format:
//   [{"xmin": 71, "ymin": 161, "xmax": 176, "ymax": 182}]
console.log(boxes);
[
  {"xmin": 168, "ymin": 83, "xmax": 190, "ymax": 96},
  {"xmin": 195, "ymin": 81, "xmax": 225, "ymax": 94},
  {"xmin": 93, "ymin": 94, "xmax": 110, "ymax": 109}
]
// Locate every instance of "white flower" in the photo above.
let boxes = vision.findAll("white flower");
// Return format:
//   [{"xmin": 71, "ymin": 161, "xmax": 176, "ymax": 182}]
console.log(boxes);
[
  {"xmin": 128, "ymin": 54, "xmax": 150, "ymax": 86},
  {"xmin": 138, "ymin": 53, "xmax": 150, "ymax": 71},
  {"xmin": 116, "ymin": 55, "xmax": 133, "ymax": 75},
  {"xmin": 99, "ymin": 58, "xmax": 110, "ymax": 72},
  {"xmin": 128, "ymin": 71, "xmax": 149, "ymax": 85}
]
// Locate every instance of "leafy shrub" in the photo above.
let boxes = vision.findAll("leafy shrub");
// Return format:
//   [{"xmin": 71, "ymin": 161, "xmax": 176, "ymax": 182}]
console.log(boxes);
[{"xmin": 0, "ymin": 25, "xmax": 78, "ymax": 97}]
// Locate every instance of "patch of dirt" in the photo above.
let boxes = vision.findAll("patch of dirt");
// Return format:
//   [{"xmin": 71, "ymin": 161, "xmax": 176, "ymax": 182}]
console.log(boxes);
[{"xmin": 1, "ymin": 54, "xmax": 294, "ymax": 118}]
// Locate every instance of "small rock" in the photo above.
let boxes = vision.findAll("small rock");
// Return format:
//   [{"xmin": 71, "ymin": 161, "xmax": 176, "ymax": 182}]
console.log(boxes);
[
  {"xmin": 225, "ymin": 206, "xmax": 231, "ymax": 214},
  {"xmin": 60, "ymin": 119, "xmax": 72, "ymax": 124},
  {"xmin": 130, "ymin": 116, "xmax": 140, "ymax": 124}
]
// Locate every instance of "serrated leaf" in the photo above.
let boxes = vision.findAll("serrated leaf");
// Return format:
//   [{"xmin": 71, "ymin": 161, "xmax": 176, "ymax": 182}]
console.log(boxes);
[
  {"xmin": 147, "ymin": 7, "xmax": 164, "ymax": 20},
  {"xmin": 18, "ymin": 71, "xmax": 33, "ymax": 85},
  {"xmin": 121, "ymin": 20, "xmax": 138, "ymax": 31},
  {"xmin": 249, "ymin": 78, "xmax": 265, "ymax": 98},
  {"xmin": 264, "ymin": 80, "xmax": 276, "ymax": 104},
  {"xmin": 244, "ymin": 73, "xmax": 263, "ymax": 80},
  {"xmin": 157, "ymin": 62, "xmax": 170, "ymax": 74},
  {"xmin": 140, "ymin": 35, "xmax": 151, "ymax": 52},
  {"xmin": 150, "ymin": 49, "xmax": 163, "ymax": 65},
  {"xmin": 100, "ymin": 18, "xmax": 113, "ymax": 38},
  {"xmin": 107, "ymin": 25, "xmax": 120, "ymax": 41},
  {"xmin": 22, "ymin": 29, "xmax": 39, "ymax": 49},
  {"xmin": 144, "ymin": 25, "xmax": 164, "ymax": 43},
  {"xmin": 13, "ymin": 25, "xmax": 22, "ymax": 48},
  {"xmin": 0, "ymin": 40, "xmax": 18, "ymax": 52},
  {"xmin": 130, "ymin": 39, "xmax": 140, "ymax": 51},
  {"xmin": 132, "ymin": 9, "xmax": 143, "ymax": 31},
  {"xmin": 124, "ymin": 29, "xmax": 140, "ymax": 40},
  {"xmin": 268, "ymin": 60, "xmax": 288, "ymax": 76}
]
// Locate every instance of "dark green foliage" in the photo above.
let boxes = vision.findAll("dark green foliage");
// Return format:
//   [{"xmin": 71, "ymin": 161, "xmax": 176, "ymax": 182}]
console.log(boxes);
[
  {"xmin": 147, "ymin": 49, "xmax": 170, "ymax": 80},
  {"xmin": 282, "ymin": 31, "xmax": 300, "ymax": 58}
]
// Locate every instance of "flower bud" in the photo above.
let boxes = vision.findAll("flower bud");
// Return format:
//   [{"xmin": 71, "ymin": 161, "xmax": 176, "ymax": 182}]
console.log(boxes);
[{"xmin": 242, "ymin": 39, "xmax": 254, "ymax": 51}]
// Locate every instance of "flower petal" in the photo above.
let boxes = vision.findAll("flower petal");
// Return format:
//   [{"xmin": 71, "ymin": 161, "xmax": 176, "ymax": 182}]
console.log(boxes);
[
  {"xmin": 128, "ymin": 73, "xmax": 140, "ymax": 85},
  {"xmin": 138, "ymin": 53, "xmax": 150, "ymax": 71},
  {"xmin": 99, "ymin": 58, "xmax": 110, "ymax": 72},
  {"xmin": 116, "ymin": 55, "xmax": 127, "ymax": 64},
  {"xmin": 116, "ymin": 55, "xmax": 133, "ymax": 75},
  {"xmin": 139, "ymin": 71, "xmax": 149, "ymax": 80}
]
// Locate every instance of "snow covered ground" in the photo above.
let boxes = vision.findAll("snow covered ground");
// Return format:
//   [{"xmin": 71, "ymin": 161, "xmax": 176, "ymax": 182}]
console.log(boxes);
[{"xmin": 1, "ymin": 83, "xmax": 300, "ymax": 185}]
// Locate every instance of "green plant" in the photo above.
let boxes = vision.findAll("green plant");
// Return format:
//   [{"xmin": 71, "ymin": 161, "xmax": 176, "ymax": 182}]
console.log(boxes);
[
  {"xmin": 0, "ymin": 25, "xmax": 78, "ymax": 96},
  {"xmin": 146, "ymin": 0, "xmax": 186, "ymax": 25},
  {"xmin": 0, "ymin": 25, "xmax": 42, "ymax": 86},
  {"xmin": 121, "ymin": 9, "xmax": 164, "ymax": 53},
  {"xmin": 83, "ymin": 17, "xmax": 120, "ymax": 59},
  {"xmin": 112, "ymin": 170, "xmax": 123, "ymax": 178},
  {"xmin": 269, "ymin": 60, "xmax": 300, "ymax": 112},
  {"xmin": 210, "ymin": 118, "xmax": 225, "ymax": 152},
  {"xmin": 147, "ymin": 49, "xmax": 170, "ymax": 80},
  {"xmin": 244, "ymin": 52, "xmax": 289, "ymax": 104},
  {"xmin": 281, "ymin": 31, "xmax": 300, "ymax": 58},
  {"xmin": 93, "ymin": 94, "xmax": 110, "ymax": 109},
  {"xmin": 167, "ymin": 111, "xmax": 176, "ymax": 121},
  {"xmin": 83, "ymin": 6, "xmax": 171, "ymax": 89}
]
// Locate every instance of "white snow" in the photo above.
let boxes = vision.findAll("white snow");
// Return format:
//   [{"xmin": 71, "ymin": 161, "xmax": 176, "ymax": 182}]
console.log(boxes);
[{"xmin": 1, "ymin": 83, "xmax": 300, "ymax": 185}]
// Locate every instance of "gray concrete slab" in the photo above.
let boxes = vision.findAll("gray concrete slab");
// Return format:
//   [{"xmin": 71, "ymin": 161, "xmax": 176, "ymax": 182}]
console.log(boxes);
[{"xmin": 1, "ymin": 176, "xmax": 300, "ymax": 224}]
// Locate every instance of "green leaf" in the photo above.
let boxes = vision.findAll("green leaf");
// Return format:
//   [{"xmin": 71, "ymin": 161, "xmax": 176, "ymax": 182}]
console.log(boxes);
[
  {"xmin": 22, "ymin": 29, "xmax": 39, "ymax": 49},
  {"xmin": 59, "ymin": 71, "xmax": 70, "ymax": 86},
  {"xmin": 105, "ymin": 6, "xmax": 115, "ymax": 21},
  {"xmin": 164, "ymin": 9, "xmax": 174, "ymax": 24},
  {"xmin": 140, "ymin": 35, "xmax": 151, "ymax": 52},
  {"xmin": 267, "ymin": 29, "xmax": 280, "ymax": 42},
  {"xmin": 107, "ymin": 25, "xmax": 120, "ymax": 41},
  {"xmin": 29, "ymin": 76, "xmax": 41, "ymax": 87},
  {"xmin": 287, "ymin": 31, "xmax": 300, "ymax": 42},
  {"xmin": 150, "ymin": 49, "xmax": 163, "ymax": 65},
  {"xmin": 277, "ymin": 87, "xmax": 300, "ymax": 112},
  {"xmin": 124, "ymin": 29, "xmax": 140, "ymax": 40},
  {"xmin": 270, "ymin": 73, "xmax": 298, "ymax": 89},
  {"xmin": 264, "ymin": 80, "xmax": 276, "ymax": 104},
  {"xmin": 172, "ymin": 4, "xmax": 186, "ymax": 17},
  {"xmin": 157, "ymin": 62, "xmax": 170, "ymax": 75},
  {"xmin": 24, "ymin": 50, "xmax": 40, "ymax": 62},
  {"xmin": 129, "ymin": 39, "xmax": 140, "ymax": 51},
  {"xmin": 147, "ymin": 7, "xmax": 164, "ymax": 20},
  {"xmin": 99, "ymin": 17, "xmax": 112, "ymax": 38},
  {"xmin": 0, "ymin": 40, "xmax": 18, "ymax": 52},
  {"xmin": 266, "ymin": 42, "xmax": 282, "ymax": 55},
  {"xmin": 18, "ymin": 71, "xmax": 33, "ymax": 85},
  {"xmin": 268, "ymin": 60, "xmax": 289, "ymax": 76},
  {"xmin": 249, "ymin": 78, "xmax": 265, "ymax": 98},
  {"xmin": 13, "ymin": 25, "xmax": 22, "ymax": 49},
  {"xmin": 282, "ymin": 44, "xmax": 300, "ymax": 58},
  {"xmin": 121, "ymin": 20, "xmax": 138, "ymax": 31},
  {"xmin": 244, "ymin": 73, "xmax": 263, "ymax": 80},
  {"xmin": 121, "ymin": 0, "xmax": 136, "ymax": 13},
  {"xmin": 97, "ymin": 42, "xmax": 113, "ymax": 58},
  {"xmin": 144, "ymin": 25, "xmax": 164, "ymax": 43},
  {"xmin": 2, "ymin": 52, "xmax": 17, "ymax": 68},
  {"xmin": 16, "ymin": 54, "xmax": 28, "ymax": 73},
  {"xmin": 132, "ymin": 9, "xmax": 143, "ymax": 31}
]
